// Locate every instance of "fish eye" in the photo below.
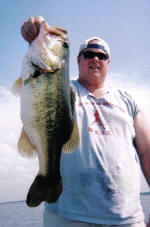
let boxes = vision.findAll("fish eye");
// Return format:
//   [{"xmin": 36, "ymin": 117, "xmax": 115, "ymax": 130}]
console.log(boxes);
[{"xmin": 63, "ymin": 41, "xmax": 69, "ymax": 48}]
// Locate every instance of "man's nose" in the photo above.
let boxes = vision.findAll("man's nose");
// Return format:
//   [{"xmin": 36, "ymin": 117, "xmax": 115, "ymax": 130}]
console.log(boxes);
[{"xmin": 92, "ymin": 56, "xmax": 99, "ymax": 61}]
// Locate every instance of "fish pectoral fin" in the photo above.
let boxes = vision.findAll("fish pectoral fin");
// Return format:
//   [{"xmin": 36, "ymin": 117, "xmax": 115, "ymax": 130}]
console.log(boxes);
[
  {"xmin": 62, "ymin": 120, "xmax": 80, "ymax": 152},
  {"xmin": 11, "ymin": 77, "xmax": 22, "ymax": 96},
  {"xmin": 18, "ymin": 128, "xmax": 37, "ymax": 157}
]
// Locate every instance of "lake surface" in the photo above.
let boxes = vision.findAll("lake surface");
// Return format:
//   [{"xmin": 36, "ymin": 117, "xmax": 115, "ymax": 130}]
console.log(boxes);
[{"xmin": 0, "ymin": 193, "xmax": 149, "ymax": 227}]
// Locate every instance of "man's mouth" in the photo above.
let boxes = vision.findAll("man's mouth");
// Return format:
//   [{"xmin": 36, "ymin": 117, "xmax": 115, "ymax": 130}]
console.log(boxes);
[{"xmin": 89, "ymin": 65, "xmax": 101, "ymax": 70}]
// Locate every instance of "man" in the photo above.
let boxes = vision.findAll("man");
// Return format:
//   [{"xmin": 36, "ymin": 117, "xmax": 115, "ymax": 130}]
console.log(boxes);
[{"xmin": 21, "ymin": 16, "xmax": 150, "ymax": 227}]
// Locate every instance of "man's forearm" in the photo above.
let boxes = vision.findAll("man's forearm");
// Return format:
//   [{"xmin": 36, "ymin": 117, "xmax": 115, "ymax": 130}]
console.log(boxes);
[{"xmin": 139, "ymin": 151, "xmax": 150, "ymax": 187}]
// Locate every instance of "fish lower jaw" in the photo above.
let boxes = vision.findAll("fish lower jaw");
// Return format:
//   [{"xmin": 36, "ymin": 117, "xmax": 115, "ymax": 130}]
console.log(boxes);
[{"xmin": 37, "ymin": 53, "xmax": 63, "ymax": 72}]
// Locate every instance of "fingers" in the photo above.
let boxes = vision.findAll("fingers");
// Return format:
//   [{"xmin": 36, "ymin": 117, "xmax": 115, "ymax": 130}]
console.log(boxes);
[
  {"xmin": 21, "ymin": 16, "xmax": 45, "ymax": 44},
  {"xmin": 21, "ymin": 16, "xmax": 68, "ymax": 44},
  {"xmin": 34, "ymin": 16, "xmax": 45, "ymax": 26}
]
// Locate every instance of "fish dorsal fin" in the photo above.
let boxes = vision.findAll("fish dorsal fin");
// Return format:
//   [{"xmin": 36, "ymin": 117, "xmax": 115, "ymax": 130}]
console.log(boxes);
[
  {"xmin": 62, "ymin": 120, "xmax": 80, "ymax": 152},
  {"xmin": 11, "ymin": 77, "xmax": 22, "ymax": 96},
  {"xmin": 18, "ymin": 128, "xmax": 37, "ymax": 157}
]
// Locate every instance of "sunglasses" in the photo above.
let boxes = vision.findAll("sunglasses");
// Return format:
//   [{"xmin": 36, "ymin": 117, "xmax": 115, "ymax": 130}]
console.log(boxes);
[{"xmin": 81, "ymin": 51, "xmax": 108, "ymax": 60}]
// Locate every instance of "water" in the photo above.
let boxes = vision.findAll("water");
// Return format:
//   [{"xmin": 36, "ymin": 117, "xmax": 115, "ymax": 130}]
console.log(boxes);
[
  {"xmin": 140, "ymin": 193, "xmax": 150, "ymax": 224},
  {"xmin": 0, "ymin": 201, "xmax": 43, "ymax": 227},
  {"xmin": 0, "ymin": 194, "xmax": 149, "ymax": 227}
]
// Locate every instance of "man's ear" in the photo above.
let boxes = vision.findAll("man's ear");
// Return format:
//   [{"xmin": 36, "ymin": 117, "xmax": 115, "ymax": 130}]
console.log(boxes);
[
  {"xmin": 77, "ymin": 56, "xmax": 80, "ymax": 64},
  {"xmin": 107, "ymin": 59, "xmax": 110, "ymax": 64}
]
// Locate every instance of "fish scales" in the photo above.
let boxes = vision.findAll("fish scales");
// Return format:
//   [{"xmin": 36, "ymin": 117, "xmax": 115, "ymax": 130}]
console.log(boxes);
[
  {"xmin": 30, "ymin": 71, "xmax": 73, "ymax": 176},
  {"xmin": 13, "ymin": 23, "xmax": 79, "ymax": 207},
  {"xmin": 22, "ymin": 67, "xmax": 73, "ymax": 206}
]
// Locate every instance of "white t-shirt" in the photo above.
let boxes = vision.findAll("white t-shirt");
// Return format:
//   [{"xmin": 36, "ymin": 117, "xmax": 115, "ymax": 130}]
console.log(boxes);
[{"xmin": 45, "ymin": 80, "xmax": 144, "ymax": 225}]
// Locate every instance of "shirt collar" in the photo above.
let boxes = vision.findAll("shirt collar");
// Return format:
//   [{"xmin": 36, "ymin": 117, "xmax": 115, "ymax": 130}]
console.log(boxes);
[{"xmin": 76, "ymin": 79, "xmax": 111, "ymax": 99}]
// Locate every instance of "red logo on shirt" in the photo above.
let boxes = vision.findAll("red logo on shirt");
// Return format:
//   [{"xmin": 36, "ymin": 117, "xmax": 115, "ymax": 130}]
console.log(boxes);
[
  {"xmin": 91, "ymin": 110, "xmax": 105, "ymax": 130},
  {"xmin": 88, "ymin": 110, "xmax": 110, "ymax": 135}
]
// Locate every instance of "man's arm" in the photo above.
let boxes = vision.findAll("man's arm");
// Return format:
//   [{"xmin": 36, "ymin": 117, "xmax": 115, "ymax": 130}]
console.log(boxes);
[{"xmin": 134, "ymin": 110, "xmax": 150, "ymax": 187}]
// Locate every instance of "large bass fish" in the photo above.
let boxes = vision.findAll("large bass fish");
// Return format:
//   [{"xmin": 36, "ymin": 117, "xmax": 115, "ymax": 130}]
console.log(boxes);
[{"xmin": 13, "ymin": 22, "xmax": 79, "ymax": 207}]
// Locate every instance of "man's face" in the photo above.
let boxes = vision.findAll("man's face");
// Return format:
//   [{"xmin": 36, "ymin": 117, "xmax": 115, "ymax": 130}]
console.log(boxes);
[{"xmin": 77, "ymin": 40, "xmax": 110, "ymax": 87}]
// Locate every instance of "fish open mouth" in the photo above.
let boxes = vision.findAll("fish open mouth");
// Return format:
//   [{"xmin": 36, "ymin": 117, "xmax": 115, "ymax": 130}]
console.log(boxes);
[
  {"xmin": 48, "ymin": 26, "xmax": 69, "ymax": 48},
  {"xmin": 49, "ymin": 26, "xmax": 67, "ymax": 38}
]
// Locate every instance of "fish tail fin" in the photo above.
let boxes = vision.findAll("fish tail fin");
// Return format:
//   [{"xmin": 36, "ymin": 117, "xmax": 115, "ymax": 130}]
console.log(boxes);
[
  {"xmin": 26, "ymin": 174, "xmax": 62, "ymax": 207},
  {"xmin": 62, "ymin": 120, "xmax": 80, "ymax": 152}
]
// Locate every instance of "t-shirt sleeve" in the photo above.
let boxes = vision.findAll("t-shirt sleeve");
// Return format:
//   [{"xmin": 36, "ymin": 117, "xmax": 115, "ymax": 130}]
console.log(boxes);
[{"xmin": 118, "ymin": 90, "xmax": 140, "ymax": 120}]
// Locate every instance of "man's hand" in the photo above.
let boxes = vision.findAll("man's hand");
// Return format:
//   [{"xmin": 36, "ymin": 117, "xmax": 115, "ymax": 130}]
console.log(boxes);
[
  {"xmin": 21, "ymin": 16, "xmax": 45, "ymax": 44},
  {"xmin": 21, "ymin": 16, "xmax": 67, "ymax": 44}
]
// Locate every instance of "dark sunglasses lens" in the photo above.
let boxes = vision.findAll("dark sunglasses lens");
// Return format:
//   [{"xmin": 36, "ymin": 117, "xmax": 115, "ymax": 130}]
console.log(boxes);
[
  {"xmin": 83, "ymin": 52, "xmax": 95, "ymax": 59},
  {"xmin": 98, "ymin": 53, "xmax": 108, "ymax": 60},
  {"xmin": 83, "ymin": 51, "xmax": 108, "ymax": 60}
]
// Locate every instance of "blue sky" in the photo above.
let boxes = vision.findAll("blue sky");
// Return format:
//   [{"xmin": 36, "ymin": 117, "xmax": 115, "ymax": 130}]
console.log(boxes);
[
  {"xmin": 1, "ymin": 0, "xmax": 150, "ymax": 86},
  {"xmin": 0, "ymin": 0, "xmax": 150, "ymax": 202}
]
